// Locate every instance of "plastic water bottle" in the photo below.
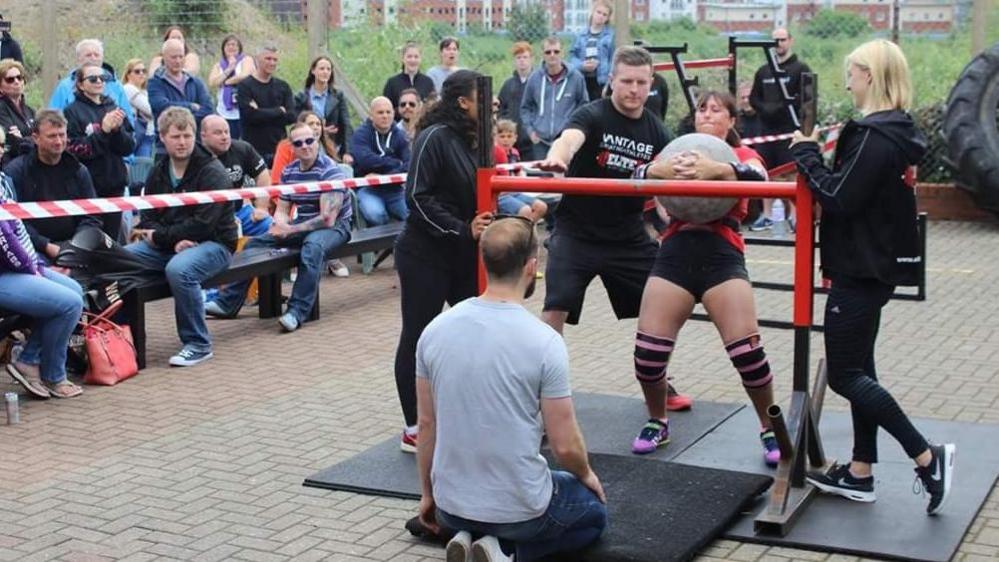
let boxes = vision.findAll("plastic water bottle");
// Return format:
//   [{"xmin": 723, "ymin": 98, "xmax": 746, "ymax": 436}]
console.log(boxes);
[
  {"xmin": 5, "ymin": 392, "xmax": 19, "ymax": 425},
  {"xmin": 772, "ymin": 200, "xmax": 786, "ymax": 238}
]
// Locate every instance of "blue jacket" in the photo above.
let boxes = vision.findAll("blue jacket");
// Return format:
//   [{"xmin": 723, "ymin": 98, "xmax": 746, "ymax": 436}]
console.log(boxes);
[
  {"xmin": 519, "ymin": 66, "xmax": 589, "ymax": 143},
  {"xmin": 568, "ymin": 27, "xmax": 615, "ymax": 87},
  {"xmin": 350, "ymin": 119, "xmax": 411, "ymax": 176},
  {"xmin": 49, "ymin": 62, "xmax": 135, "ymax": 125},
  {"xmin": 147, "ymin": 67, "xmax": 213, "ymax": 127}
]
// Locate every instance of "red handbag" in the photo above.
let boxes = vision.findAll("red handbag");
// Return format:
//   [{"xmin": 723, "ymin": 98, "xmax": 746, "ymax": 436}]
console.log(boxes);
[{"xmin": 81, "ymin": 301, "xmax": 139, "ymax": 386}]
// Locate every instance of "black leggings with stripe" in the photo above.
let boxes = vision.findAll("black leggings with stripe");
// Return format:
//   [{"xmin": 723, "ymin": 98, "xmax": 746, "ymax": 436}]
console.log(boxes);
[{"xmin": 825, "ymin": 276, "xmax": 929, "ymax": 463}]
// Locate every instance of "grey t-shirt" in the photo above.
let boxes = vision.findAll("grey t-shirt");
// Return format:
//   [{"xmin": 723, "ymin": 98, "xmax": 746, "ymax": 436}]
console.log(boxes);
[
  {"xmin": 417, "ymin": 297, "xmax": 571, "ymax": 523},
  {"xmin": 426, "ymin": 66, "xmax": 459, "ymax": 94}
]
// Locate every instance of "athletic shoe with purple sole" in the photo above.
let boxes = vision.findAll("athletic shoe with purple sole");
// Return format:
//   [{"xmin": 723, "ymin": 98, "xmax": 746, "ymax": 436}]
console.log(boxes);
[
  {"xmin": 632, "ymin": 418, "xmax": 670, "ymax": 455},
  {"xmin": 760, "ymin": 429, "xmax": 781, "ymax": 467}
]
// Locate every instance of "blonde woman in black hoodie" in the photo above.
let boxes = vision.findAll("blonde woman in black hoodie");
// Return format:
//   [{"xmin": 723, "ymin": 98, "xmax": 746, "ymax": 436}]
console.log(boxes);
[{"xmin": 790, "ymin": 39, "xmax": 954, "ymax": 514}]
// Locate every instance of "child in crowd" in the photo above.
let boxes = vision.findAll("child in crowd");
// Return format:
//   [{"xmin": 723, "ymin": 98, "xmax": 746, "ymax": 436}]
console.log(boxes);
[{"xmin": 493, "ymin": 119, "xmax": 547, "ymax": 222}]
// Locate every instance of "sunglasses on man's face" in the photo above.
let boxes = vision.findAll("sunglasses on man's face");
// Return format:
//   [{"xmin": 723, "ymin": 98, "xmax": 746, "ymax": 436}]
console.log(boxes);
[
  {"xmin": 83, "ymin": 75, "xmax": 105, "ymax": 84},
  {"xmin": 544, "ymin": 49, "xmax": 561, "ymax": 55},
  {"xmin": 291, "ymin": 136, "xmax": 317, "ymax": 148},
  {"xmin": 399, "ymin": 101, "xmax": 417, "ymax": 108},
  {"xmin": 3, "ymin": 74, "xmax": 24, "ymax": 84}
]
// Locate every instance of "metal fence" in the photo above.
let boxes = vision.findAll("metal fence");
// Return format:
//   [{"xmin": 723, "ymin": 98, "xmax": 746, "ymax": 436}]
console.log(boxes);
[{"xmin": 8, "ymin": 0, "xmax": 998, "ymax": 185}]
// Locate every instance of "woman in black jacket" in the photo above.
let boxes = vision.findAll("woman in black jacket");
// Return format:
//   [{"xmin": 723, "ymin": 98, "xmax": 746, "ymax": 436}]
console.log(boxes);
[
  {"xmin": 293, "ymin": 56, "xmax": 353, "ymax": 164},
  {"xmin": 64, "ymin": 61, "xmax": 135, "ymax": 242},
  {"xmin": 382, "ymin": 41, "xmax": 435, "ymax": 119},
  {"xmin": 790, "ymin": 39, "xmax": 954, "ymax": 515},
  {"xmin": 0, "ymin": 58, "xmax": 35, "ymax": 167},
  {"xmin": 392, "ymin": 69, "xmax": 492, "ymax": 452}
]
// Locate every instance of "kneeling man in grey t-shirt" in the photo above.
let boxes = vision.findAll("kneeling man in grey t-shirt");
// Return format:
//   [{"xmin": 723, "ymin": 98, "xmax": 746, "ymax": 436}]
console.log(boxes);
[{"xmin": 415, "ymin": 216, "xmax": 608, "ymax": 562}]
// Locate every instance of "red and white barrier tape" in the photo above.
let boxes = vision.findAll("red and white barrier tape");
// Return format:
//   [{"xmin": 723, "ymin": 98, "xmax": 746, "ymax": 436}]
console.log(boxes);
[
  {"xmin": 741, "ymin": 123, "xmax": 842, "ymax": 146},
  {"xmin": 0, "ymin": 161, "xmax": 537, "ymax": 221},
  {"xmin": 0, "ymin": 173, "xmax": 408, "ymax": 221}
]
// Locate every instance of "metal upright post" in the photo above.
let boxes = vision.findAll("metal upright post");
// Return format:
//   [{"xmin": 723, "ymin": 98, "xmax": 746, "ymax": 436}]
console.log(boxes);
[{"xmin": 475, "ymin": 76, "xmax": 495, "ymax": 294}]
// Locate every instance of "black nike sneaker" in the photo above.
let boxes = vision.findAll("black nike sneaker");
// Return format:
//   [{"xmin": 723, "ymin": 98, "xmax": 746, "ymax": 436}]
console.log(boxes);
[
  {"xmin": 914, "ymin": 443, "xmax": 955, "ymax": 515},
  {"xmin": 807, "ymin": 463, "xmax": 876, "ymax": 503}
]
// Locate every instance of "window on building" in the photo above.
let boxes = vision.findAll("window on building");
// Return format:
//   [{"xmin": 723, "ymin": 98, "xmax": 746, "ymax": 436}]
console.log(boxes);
[{"xmin": 876, "ymin": 12, "xmax": 885, "ymax": 21}]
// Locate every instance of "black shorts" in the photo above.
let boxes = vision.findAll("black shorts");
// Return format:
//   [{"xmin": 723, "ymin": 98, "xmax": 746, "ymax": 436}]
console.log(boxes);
[
  {"xmin": 650, "ymin": 230, "xmax": 749, "ymax": 302},
  {"xmin": 543, "ymin": 232, "xmax": 658, "ymax": 325}
]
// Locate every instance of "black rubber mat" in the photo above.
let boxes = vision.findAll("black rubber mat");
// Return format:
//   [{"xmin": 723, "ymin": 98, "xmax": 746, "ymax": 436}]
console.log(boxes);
[
  {"xmin": 303, "ymin": 393, "xmax": 744, "ymax": 499},
  {"xmin": 403, "ymin": 453, "xmax": 772, "ymax": 562},
  {"xmin": 675, "ymin": 407, "xmax": 999, "ymax": 562}
]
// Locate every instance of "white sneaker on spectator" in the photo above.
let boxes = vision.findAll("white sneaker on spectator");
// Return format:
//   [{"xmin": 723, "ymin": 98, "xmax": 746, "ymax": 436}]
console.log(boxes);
[
  {"xmin": 327, "ymin": 259, "xmax": 349, "ymax": 277},
  {"xmin": 472, "ymin": 535, "xmax": 512, "ymax": 562},
  {"xmin": 278, "ymin": 312, "xmax": 300, "ymax": 332},
  {"xmin": 169, "ymin": 346, "xmax": 214, "ymax": 367},
  {"xmin": 446, "ymin": 530, "xmax": 472, "ymax": 562}
]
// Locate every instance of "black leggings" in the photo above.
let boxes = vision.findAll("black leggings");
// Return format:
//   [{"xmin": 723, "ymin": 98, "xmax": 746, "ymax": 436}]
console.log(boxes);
[
  {"xmin": 393, "ymin": 243, "xmax": 477, "ymax": 426},
  {"xmin": 824, "ymin": 277, "xmax": 929, "ymax": 463}
]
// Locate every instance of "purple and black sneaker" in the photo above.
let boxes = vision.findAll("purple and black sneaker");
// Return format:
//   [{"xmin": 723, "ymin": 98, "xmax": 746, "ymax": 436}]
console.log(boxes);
[
  {"xmin": 761, "ymin": 429, "xmax": 781, "ymax": 467},
  {"xmin": 632, "ymin": 418, "xmax": 670, "ymax": 455}
]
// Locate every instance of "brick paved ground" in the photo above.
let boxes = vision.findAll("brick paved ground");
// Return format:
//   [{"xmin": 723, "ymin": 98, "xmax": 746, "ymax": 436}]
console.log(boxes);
[{"xmin": 1, "ymin": 220, "xmax": 998, "ymax": 561}]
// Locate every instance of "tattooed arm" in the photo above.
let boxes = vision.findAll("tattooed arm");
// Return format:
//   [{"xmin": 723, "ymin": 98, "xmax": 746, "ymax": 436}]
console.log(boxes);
[{"xmin": 286, "ymin": 190, "xmax": 347, "ymax": 234}]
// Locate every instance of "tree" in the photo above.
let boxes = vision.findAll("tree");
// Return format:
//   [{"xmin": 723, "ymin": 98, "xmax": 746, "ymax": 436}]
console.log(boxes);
[
  {"xmin": 507, "ymin": 4, "xmax": 549, "ymax": 44},
  {"xmin": 805, "ymin": 10, "xmax": 871, "ymax": 39}
]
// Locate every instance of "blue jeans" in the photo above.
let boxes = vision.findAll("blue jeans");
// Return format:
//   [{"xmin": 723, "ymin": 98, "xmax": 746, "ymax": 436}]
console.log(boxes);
[
  {"xmin": 0, "ymin": 269, "xmax": 83, "ymax": 383},
  {"xmin": 236, "ymin": 205, "xmax": 273, "ymax": 237},
  {"xmin": 498, "ymin": 193, "xmax": 537, "ymax": 216},
  {"xmin": 212, "ymin": 222, "xmax": 351, "ymax": 322},
  {"xmin": 357, "ymin": 185, "xmax": 408, "ymax": 226},
  {"xmin": 437, "ymin": 470, "xmax": 607, "ymax": 562},
  {"xmin": 126, "ymin": 240, "xmax": 232, "ymax": 351}
]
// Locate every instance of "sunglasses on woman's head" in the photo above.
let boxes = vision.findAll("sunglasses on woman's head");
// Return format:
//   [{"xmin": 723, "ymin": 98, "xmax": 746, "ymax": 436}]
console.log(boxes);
[{"xmin": 291, "ymin": 136, "xmax": 317, "ymax": 148}]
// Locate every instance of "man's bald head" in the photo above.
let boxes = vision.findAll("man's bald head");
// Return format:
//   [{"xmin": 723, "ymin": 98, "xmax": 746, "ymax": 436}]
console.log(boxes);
[
  {"xmin": 369, "ymin": 96, "xmax": 396, "ymax": 133},
  {"xmin": 480, "ymin": 217, "xmax": 537, "ymax": 283},
  {"xmin": 162, "ymin": 39, "xmax": 186, "ymax": 75},
  {"xmin": 772, "ymin": 28, "xmax": 793, "ymax": 58},
  {"xmin": 200, "ymin": 115, "xmax": 231, "ymax": 155}
]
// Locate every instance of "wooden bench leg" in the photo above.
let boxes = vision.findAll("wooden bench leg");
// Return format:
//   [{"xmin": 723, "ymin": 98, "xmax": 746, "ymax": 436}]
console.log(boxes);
[
  {"xmin": 362, "ymin": 251, "xmax": 375, "ymax": 274},
  {"xmin": 123, "ymin": 293, "xmax": 147, "ymax": 370},
  {"xmin": 258, "ymin": 273, "xmax": 283, "ymax": 319}
]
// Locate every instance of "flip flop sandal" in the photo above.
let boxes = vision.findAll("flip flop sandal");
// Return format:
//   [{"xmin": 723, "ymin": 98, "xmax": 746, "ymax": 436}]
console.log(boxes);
[
  {"xmin": 5, "ymin": 363, "xmax": 51, "ymax": 399},
  {"xmin": 43, "ymin": 380, "xmax": 83, "ymax": 399}
]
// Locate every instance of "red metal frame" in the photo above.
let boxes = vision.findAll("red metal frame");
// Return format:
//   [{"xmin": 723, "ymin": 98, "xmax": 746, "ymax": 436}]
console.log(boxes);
[
  {"xmin": 476, "ymin": 171, "xmax": 814, "ymax": 332},
  {"xmin": 653, "ymin": 56, "xmax": 734, "ymax": 72}
]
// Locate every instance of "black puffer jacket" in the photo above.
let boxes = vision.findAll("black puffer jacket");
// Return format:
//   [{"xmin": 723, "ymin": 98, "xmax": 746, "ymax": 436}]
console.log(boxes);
[
  {"xmin": 64, "ymin": 91, "xmax": 135, "ymax": 197},
  {"xmin": 137, "ymin": 144, "xmax": 238, "ymax": 251},
  {"xmin": 0, "ymin": 94, "xmax": 35, "ymax": 167},
  {"xmin": 791, "ymin": 110, "xmax": 925, "ymax": 287}
]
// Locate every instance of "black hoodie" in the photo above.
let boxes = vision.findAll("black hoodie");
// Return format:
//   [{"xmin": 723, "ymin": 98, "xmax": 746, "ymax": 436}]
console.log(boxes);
[
  {"xmin": 0, "ymin": 94, "xmax": 35, "ymax": 167},
  {"xmin": 791, "ymin": 110, "xmax": 925, "ymax": 287},
  {"xmin": 64, "ymin": 91, "xmax": 135, "ymax": 197},
  {"xmin": 137, "ymin": 144, "xmax": 238, "ymax": 251},
  {"xmin": 4, "ymin": 149, "xmax": 103, "ymax": 253},
  {"xmin": 749, "ymin": 53, "xmax": 812, "ymax": 133}
]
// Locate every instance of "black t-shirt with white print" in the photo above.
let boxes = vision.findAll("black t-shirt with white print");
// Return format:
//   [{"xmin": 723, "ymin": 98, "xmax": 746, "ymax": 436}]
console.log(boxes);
[
  {"xmin": 216, "ymin": 139, "xmax": 267, "ymax": 189},
  {"xmin": 557, "ymin": 98, "xmax": 672, "ymax": 242}
]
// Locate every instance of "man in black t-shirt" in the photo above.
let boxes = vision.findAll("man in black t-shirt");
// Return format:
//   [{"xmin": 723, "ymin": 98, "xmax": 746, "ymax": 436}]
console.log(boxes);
[
  {"xmin": 201, "ymin": 115, "xmax": 272, "ymax": 237},
  {"xmin": 538, "ymin": 46, "xmax": 692, "ymax": 410},
  {"xmin": 237, "ymin": 45, "xmax": 296, "ymax": 167}
]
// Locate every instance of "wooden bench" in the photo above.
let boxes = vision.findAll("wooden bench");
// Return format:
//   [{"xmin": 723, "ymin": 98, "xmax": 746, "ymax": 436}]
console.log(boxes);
[{"xmin": 123, "ymin": 222, "xmax": 404, "ymax": 369}]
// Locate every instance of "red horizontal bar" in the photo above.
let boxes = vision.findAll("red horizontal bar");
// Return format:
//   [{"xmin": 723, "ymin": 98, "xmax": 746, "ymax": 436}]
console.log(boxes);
[
  {"xmin": 488, "ymin": 176, "xmax": 797, "ymax": 199},
  {"xmin": 653, "ymin": 56, "xmax": 734, "ymax": 71}
]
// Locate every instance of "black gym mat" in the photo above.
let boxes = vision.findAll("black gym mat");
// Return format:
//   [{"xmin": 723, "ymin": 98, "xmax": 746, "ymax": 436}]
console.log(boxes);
[
  {"xmin": 674, "ymin": 407, "xmax": 999, "ymax": 562},
  {"xmin": 303, "ymin": 393, "xmax": 745, "ymax": 498},
  {"xmin": 403, "ymin": 453, "xmax": 772, "ymax": 562}
]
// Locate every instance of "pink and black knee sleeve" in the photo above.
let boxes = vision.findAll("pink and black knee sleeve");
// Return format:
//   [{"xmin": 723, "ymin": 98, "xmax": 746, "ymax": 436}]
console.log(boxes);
[
  {"xmin": 634, "ymin": 331, "xmax": 675, "ymax": 385},
  {"xmin": 726, "ymin": 334, "xmax": 773, "ymax": 389}
]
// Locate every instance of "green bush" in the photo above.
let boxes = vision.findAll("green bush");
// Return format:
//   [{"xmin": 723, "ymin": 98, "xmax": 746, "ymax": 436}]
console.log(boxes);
[{"xmin": 805, "ymin": 10, "xmax": 870, "ymax": 39}]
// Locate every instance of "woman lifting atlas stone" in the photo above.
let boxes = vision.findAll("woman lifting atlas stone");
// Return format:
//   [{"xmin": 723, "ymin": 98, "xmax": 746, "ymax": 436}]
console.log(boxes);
[{"xmin": 629, "ymin": 90, "xmax": 782, "ymax": 468}]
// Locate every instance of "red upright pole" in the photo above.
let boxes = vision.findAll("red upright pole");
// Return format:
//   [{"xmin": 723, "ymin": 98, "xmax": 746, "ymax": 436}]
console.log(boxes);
[
  {"xmin": 476, "ymin": 168, "xmax": 497, "ymax": 294},
  {"xmin": 792, "ymin": 174, "xmax": 815, "ymax": 332}
]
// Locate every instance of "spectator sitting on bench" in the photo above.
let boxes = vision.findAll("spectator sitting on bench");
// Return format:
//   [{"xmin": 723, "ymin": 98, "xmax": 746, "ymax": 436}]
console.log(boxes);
[
  {"xmin": 4, "ymin": 109, "xmax": 103, "ymax": 265},
  {"xmin": 200, "ymin": 115, "xmax": 273, "ymax": 237},
  {"xmin": 493, "ymin": 119, "xmax": 546, "ymax": 223},
  {"xmin": 127, "ymin": 107, "xmax": 237, "ymax": 367},
  {"xmin": 351, "ymin": 96, "xmax": 410, "ymax": 226},
  {"xmin": 205, "ymin": 122, "xmax": 352, "ymax": 333}
]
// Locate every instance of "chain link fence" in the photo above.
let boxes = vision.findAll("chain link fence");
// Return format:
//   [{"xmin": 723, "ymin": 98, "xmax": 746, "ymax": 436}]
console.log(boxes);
[{"xmin": 7, "ymin": 0, "xmax": 998, "ymax": 184}]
